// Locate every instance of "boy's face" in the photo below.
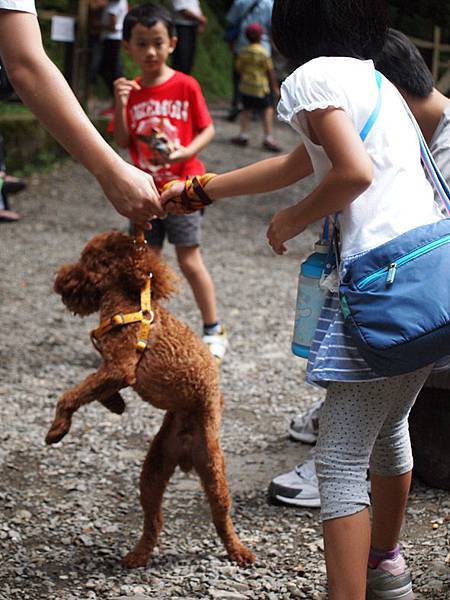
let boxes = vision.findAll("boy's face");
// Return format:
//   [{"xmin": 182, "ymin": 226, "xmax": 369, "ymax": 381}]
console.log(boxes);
[{"xmin": 124, "ymin": 21, "xmax": 177, "ymax": 78}]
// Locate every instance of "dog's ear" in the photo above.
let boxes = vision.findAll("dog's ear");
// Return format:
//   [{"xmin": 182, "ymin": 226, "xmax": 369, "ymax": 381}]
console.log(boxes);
[
  {"xmin": 123, "ymin": 245, "xmax": 179, "ymax": 301},
  {"xmin": 54, "ymin": 263, "xmax": 102, "ymax": 316}
]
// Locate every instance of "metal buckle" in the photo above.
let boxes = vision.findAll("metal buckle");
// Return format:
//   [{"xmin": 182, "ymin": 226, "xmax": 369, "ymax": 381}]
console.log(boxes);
[
  {"xmin": 142, "ymin": 310, "xmax": 154, "ymax": 324},
  {"xmin": 112, "ymin": 313, "xmax": 125, "ymax": 326},
  {"xmin": 136, "ymin": 339, "xmax": 147, "ymax": 353}
]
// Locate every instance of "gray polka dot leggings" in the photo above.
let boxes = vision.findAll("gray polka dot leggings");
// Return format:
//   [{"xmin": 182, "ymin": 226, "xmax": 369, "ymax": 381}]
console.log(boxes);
[{"xmin": 315, "ymin": 366, "xmax": 432, "ymax": 521}]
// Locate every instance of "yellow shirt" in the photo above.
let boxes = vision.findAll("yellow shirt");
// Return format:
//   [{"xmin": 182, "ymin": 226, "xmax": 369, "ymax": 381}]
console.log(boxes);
[{"xmin": 236, "ymin": 43, "xmax": 273, "ymax": 98}]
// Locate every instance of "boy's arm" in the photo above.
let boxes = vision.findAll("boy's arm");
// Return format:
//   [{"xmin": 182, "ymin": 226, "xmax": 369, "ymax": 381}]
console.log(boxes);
[
  {"xmin": 0, "ymin": 11, "xmax": 162, "ymax": 223},
  {"xmin": 113, "ymin": 77, "xmax": 141, "ymax": 148},
  {"xmin": 168, "ymin": 123, "xmax": 215, "ymax": 163}
]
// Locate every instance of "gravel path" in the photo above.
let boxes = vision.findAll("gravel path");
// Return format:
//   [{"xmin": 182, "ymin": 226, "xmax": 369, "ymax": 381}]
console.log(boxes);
[{"xmin": 0, "ymin": 109, "xmax": 448, "ymax": 600}]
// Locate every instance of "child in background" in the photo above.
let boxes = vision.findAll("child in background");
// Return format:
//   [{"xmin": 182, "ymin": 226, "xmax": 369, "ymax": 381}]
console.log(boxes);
[
  {"xmin": 231, "ymin": 22, "xmax": 281, "ymax": 152},
  {"xmin": 162, "ymin": 1, "xmax": 444, "ymax": 597},
  {"xmin": 111, "ymin": 2, "xmax": 228, "ymax": 361}
]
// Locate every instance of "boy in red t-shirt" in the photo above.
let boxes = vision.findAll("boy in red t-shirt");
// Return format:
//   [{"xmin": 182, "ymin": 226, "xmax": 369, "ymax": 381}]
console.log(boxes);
[{"xmin": 112, "ymin": 2, "xmax": 227, "ymax": 361}]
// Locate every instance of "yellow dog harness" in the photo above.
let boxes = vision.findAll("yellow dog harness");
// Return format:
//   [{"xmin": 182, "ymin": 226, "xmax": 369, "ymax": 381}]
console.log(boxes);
[{"xmin": 90, "ymin": 228, "xmax": 154, "ymax": 354}]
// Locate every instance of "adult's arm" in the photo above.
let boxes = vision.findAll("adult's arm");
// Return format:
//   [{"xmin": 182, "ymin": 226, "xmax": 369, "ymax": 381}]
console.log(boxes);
[{"xmin": 0, "ymin": 10, "xmax": 163, "ymax": 223}]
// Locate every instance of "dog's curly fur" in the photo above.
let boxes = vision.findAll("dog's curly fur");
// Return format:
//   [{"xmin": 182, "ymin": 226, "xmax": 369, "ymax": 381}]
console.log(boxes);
[{"xmin": 46, "ymin": 231, "xmax": 255, "ymax": 568}]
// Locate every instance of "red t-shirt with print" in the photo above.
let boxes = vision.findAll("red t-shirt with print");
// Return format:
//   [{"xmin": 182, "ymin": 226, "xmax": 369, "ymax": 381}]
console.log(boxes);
[{"xmin": 110, "ymin": 71, "xmax": 212, "ymax": 190}]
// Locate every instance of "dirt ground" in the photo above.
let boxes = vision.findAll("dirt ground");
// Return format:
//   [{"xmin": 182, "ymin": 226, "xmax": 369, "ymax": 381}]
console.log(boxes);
[{"xmin": 0, "ymin": 108, "xmax": 448, "ymax": 599}]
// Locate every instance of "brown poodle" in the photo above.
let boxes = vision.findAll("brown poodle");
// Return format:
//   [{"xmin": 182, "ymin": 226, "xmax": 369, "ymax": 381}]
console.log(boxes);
[{"xmin": 46, "ymin": 230, "xmax": 255, "ymax": 568}]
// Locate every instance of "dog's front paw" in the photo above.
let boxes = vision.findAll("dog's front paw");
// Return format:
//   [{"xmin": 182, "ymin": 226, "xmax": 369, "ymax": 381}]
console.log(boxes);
[
  {"xmin": 45, "ymin": 419, "xmax": 71, "ymax": 445},
  {"xmin": 228, "ymin": 544, "xmax": 256, "ymax": 566},
  {"xmin": 122, "ymin": 548, "xmax": 151, "ymax": 569}
]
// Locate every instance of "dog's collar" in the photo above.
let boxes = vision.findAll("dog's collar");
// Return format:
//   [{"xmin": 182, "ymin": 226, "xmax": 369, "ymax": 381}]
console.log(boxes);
[{"xmin": 90, "ymin": 274, "xmax": 154, "ymax": 353}]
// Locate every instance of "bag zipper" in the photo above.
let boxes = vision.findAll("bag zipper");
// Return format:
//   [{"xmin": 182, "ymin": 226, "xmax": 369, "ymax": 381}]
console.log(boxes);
[{"xmin": 356, "ymin": 234, "xmax": 450, "ymax": 289}]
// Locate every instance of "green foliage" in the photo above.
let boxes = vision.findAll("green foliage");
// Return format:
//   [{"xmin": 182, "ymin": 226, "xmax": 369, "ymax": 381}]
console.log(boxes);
[
  {"xmin": 389, "ymin": 0, "xmax": 450, "ymax": 40},
  {"xmin": 192, "ymin": 2, "xmax": 232, "ymax": 100}
]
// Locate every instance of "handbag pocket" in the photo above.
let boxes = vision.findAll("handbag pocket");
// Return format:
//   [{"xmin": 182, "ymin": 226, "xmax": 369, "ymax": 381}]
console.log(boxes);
[{"xmin": 340, "ymin": 218, "xmax": 450, "ymax": 376}]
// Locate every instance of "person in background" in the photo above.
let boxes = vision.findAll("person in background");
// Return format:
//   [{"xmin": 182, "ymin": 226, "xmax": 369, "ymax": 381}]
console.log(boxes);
[
  {"xmin": 269, "ymin": 27, "xmax": 450, "ymax": 510},
  {"xmin": 112, "ymin": 3, "xmax": 228, "ymax": 362},
  {"xmin": 231, "ymin": 22, "xmax": 281, "ymax": 152},
  {"xmin": 0, "ymin": 1, "xmax": 162, "ymax": 226},
  {"xmin": 169, "ymin": 0, "xmax": 207, "ymax": 74},
  {"xmin": 0, "ymin": 131, "xmax": 26, "ymax": 222},
  {"xmin": 225, "ymin": 0, "xmax": 274, "ymax": 121},
  {"xmin": 92, "ymin": 0, "xmax": 128, "ymax": 101}
]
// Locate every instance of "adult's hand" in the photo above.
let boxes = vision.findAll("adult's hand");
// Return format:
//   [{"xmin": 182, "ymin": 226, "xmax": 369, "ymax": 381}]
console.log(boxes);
[{"xmin": 97, "ymin": 158, "xmax": 164, "ymax": 225}]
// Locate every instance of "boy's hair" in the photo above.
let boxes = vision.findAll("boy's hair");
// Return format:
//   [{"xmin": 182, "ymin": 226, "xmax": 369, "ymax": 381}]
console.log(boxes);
[
  {"xmin": 123, "ymin": 3, "xmax": 175, "ymax": 41},
  {"xmin": 271, "ymin": 0, "xmax": 388, "ymax": 66},
  {"xmin": 375, "ymin": 29, "xmax": 434, "ymax": 99},
  {"xmin": 245, "ymin": 22, "xmax": 263, "ymax": 44}
]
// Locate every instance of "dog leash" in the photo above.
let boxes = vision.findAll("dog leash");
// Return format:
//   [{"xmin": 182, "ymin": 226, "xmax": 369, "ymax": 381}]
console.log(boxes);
[{"xmin": 90, "ymin": 226, "xmax": 154, "ymax": 354}]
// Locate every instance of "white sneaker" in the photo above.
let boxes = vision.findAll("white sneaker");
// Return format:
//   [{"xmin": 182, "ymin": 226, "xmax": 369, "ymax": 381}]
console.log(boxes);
[
  {"xmin": 268, "ymin": 454, "xmax": 321, "ymax": 508},
  {"xmin": 288, "ymin": 399, "xmax": 324, "ymax": 443},
  {"xmin": 202, "ymin": 326, "xmax": 229, "ymax": 363}
]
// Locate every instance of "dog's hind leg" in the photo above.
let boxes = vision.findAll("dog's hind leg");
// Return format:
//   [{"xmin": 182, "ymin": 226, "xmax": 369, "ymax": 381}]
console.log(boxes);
[
  {"xmin": 122, "ymin": 412, "xmax": 178, "ymax": 569},
  {"xmin": 192, "ymin": 411, "xmax": 255, "ymax": 566},
  {"xmin": 46, "ymin": 365, "xmax": 131, "ymax": 444}
]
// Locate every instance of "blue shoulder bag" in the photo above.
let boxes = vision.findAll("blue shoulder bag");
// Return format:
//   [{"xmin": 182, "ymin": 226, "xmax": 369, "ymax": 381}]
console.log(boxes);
[{"xmin": 339, "ymin": 75, "xmax": 450, "ymax": 377}]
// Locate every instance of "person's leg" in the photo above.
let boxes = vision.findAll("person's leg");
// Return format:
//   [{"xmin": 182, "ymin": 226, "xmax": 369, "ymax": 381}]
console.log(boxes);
[
  {"xmin": 262, "ymin": 103, "xmax": 281, "ymax": 152},
  {"xmin": 172, "ymin": 25, "xmax": 197, "ymax": 74},
  {"xmin": 262, "ymin": 105, "xmax": 274, "ymax": 138},
  {"xmin": 369, "ymin": 366, "xmax": 432, "ymax": 552},
  {"xmin": 316, "ymin": 381, "xmax": 378, "ymax": 600},
  {"xmin": 175, "ymin": 245, "xmax": 217, "ymax": 325},
  {"xmin": 101, "ymin": 39, "xmax": 123, "ymax": 97},
  {"xmin": 227, "ymin": 53, "xmax": 241, "ymax": 120},
  {"xmin": 231, "ymin": 109, "xmax": 251, "ymax": 145},
  {"xmin": 316, "ymin": 369, "xmax": 430, "ymax": 599},
  {"xmin": 168, "ymin": 213, "xmax": 228, "ymax": 360},
  {"xmin": 323, "ymin": 509, "xmax": 371, "ymax": 600}
]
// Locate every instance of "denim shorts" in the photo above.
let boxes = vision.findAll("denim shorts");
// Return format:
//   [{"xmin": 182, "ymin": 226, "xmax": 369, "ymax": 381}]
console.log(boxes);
[{"xmin": 144, "ymin": 212, "xmax": 202, "ymax": 247}]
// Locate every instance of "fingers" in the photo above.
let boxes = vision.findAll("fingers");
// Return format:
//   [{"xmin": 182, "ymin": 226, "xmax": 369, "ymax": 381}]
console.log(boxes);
[
  {"xmin": 266, "ymin": 225, "xmax": 287, "ymax": 255},
  {"xmin": 113, "ymin": 78, "xmax": 141, "ymax": 105}
]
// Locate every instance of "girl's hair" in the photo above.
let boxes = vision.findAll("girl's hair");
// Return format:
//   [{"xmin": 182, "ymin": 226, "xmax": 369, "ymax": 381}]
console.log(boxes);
[
  {"xmin": 375, "ymin": 29, "xmax": 434, "ymax": 99},
  {"xmin": 271, "ymin": 0, "xmax": 388, "ymax": 66},
  {"xmin": 123, "ymin": 2, "xmax": 175, "ymax": 41}
]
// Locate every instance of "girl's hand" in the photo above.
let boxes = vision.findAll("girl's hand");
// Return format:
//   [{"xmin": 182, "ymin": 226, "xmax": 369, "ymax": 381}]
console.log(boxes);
[
  {"xmin": 160, "ymin": 181, "xmax": 190, "ymax": 214},
  {"xmin": 113, "ymin": 77, "xmax": 141, "ymax": 108},
  {"xmin": 266, "ymin": 204, "xmax": 306, "ymax": 254}
]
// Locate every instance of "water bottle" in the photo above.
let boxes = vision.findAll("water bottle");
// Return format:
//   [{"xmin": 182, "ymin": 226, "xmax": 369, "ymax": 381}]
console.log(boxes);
[{"xmin": 292, "ymin": 241, "xmax": 330, "ymax": 359}]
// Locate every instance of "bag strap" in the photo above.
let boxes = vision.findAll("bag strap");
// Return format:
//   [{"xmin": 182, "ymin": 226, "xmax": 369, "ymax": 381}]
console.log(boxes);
[
  {"xmin": 404, "ymin": 105, "xmax": 450, "ymax": 216},
  {"xmin": 359, "ymin": 70, "xmax": 383, "ymax": 142}
]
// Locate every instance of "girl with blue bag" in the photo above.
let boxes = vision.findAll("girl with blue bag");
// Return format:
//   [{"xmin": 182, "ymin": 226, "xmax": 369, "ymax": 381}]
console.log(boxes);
[{"xmin": 161, "ymin": 1, "xmax": 449, "ymax": 597}]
